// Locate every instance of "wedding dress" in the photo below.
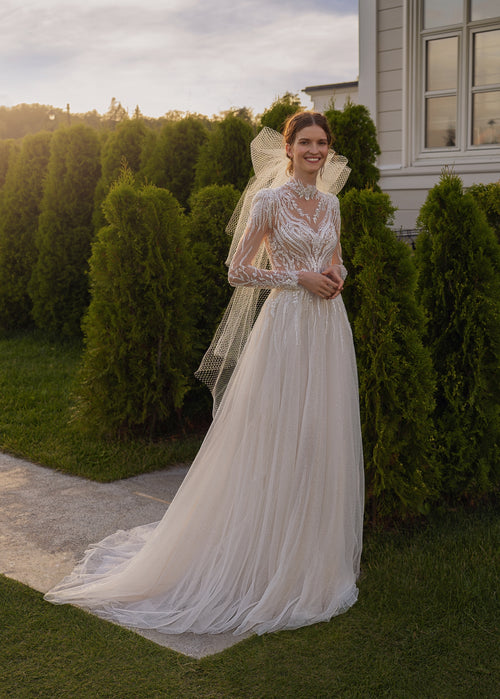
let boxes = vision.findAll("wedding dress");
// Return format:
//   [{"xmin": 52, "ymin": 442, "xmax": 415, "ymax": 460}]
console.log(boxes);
[{"xmin": 45, "ymin": 177, "xmax": 364, "ymax": 636}]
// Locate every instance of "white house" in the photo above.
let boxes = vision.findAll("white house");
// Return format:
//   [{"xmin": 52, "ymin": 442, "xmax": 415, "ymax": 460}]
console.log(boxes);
[
  {"xmin": 305, "ymin": 2, "xmax": 500, "ymax": 231},
  {"xmin": 303, "ymin": 81, "xmax": 359, "ymax": 112},
  {"xmin": 359, "ymin": 0, "xmax": 500, "ymax": 230}
]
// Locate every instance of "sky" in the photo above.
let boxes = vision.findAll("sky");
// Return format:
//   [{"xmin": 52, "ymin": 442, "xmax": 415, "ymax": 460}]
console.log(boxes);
[{"xmin": 0, "ymin": 0, "xmax": 359, "ymax": 119}]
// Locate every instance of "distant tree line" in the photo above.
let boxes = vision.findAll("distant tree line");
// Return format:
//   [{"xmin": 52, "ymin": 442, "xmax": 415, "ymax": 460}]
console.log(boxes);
[{"xmin": 0, "ymin": 93, "xmax": 498, "ymax": 522}]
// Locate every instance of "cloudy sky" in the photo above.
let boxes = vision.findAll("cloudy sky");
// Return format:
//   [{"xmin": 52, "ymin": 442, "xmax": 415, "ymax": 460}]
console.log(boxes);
[{"xmin": 1, "ymin": 0, "xmax": 358, "ymax": 118}]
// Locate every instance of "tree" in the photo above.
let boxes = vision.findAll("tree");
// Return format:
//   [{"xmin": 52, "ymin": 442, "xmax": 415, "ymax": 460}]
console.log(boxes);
[
  {"xmin": 325, "ymin": 100, "xmax": 380, "ymax": 191},
  {"xmin": 103, "ymin": 97, "xmax": 128, "ymax": 128},
  {"xmin": 29, "ymin": 125, "xmax": 101, "ymax": 337},
  {"xmin": 188, "ymin": 184, "xmax": 240, "ymax": 414},
  {"xmin": 74, "ymin": 171, "xmax": 195, "ymax": 438},
  {"xmin": 0, "ymin": 132, "xmax": 52, "ymax": 329},
  {"xmin": 141, "ymin": 116, "xmax": 209, "ymax": 209},
  {"xmin": 341, "ymin": 188, "xmax": 438, "ymax": 521},
  {"xmin": 468, "ymin": 181, "xmax": 500, "ymax": 243},
  {"xmin": 0, "ymin": 139, "xmax": 18, "ymax": 191},
  {"xmin": 415, "ymin": 172, "xmax": 500, "ymax": 499},
  {"xmin": 259, "ymin": 93, "xmax": 303, "ymax": 133},
  {"xmin": 194, "ymin": 113, "xmax": 254, "ymax": 193},
  {"xmin": 93, "ymin": 118, "xmax": 150, "ymax": 230}
]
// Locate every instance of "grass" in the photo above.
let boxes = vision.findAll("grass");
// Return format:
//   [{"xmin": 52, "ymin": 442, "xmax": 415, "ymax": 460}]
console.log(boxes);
[
  {"xmin": 0, "ymin": 331, "xmax": 203, "ymax": 481},
  {"xmin": 1, "ymin": 507, "xmax": 498, "ymax": 698}
]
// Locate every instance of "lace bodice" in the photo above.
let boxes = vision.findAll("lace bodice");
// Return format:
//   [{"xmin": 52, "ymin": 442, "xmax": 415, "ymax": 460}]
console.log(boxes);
[{"xmin": 228, "ymin": 180, "xmax": 343, "ymax": 290}]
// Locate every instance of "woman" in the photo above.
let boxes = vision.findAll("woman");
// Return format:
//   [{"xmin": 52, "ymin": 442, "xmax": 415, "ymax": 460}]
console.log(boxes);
[{"xmin": 45, "ymin": 111, "xmax": 364, "ymax": 636}]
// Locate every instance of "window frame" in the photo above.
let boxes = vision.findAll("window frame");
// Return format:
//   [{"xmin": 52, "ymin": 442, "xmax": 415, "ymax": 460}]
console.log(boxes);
[{"xmin": 413, "ymin": 0, "xmax": 500, "ymax": 160}]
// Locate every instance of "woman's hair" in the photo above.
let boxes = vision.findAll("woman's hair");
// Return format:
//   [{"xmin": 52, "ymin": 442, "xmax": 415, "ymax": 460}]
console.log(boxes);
[{"xmin": 283, "ymin": 111, "xmax": 332, "ymax": 175}]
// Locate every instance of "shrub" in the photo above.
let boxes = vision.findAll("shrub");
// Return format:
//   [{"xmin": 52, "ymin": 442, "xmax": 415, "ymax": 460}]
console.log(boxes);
[
  {"xmin": 0, "ymin": 132, "xmax": 52, "ymax": 329},
  {"xmin": 29, "ymin": 125, "xmax": 101, "ymax": 337},
  {"xmin": 467, "ymin": 181, "xmax": 500, "ymax": 243},
  {"xmin": 259, "ymin": 93, "xmax": 303, "ymax": 133},
  {"xmin": 140, "ymin": 116, "xmax": 209, "ymax": 209},
  {"xmin": 194, "ymin": 113, "xmax": 254, "ymax": 192},
  {"xmin": 325, "ymin": 101, "xmax": 380, "ymax": 192},
  {"xmin": 415, "ymin": 172, "xmax": 500, "ymax": 499},
  {"xmin": 93, "ymin": 118, "xmax": 150, "ymax": 230},
  {"xmin": 184, "ymin": 184, "xmax": 241, "ymax": 418},
  {"xmin": 341, "ymin": 188, "xmax": 438, "ymax": 521},
  {"xmin": 74, "ymin": 171, "xmax": 195, "ymax": 438}
]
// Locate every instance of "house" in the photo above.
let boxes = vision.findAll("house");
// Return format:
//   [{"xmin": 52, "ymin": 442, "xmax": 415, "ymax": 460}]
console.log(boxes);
[
  {"xmin": 303, "ymin": 81, "xmax": 359, "ymax": 112},
  {"xmin": 359, "ymin": 0, "xmax": 500, "ymax": 230},
  {"xmin": 306, "ymin": 1, "xmax": 500, "ymax": 231}
]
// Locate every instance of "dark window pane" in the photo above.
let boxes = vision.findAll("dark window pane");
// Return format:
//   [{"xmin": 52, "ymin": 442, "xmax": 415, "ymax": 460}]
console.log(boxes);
[
  {"xmin": 471, "ymin": 0, "xmax": 500, "ymax": 21},
  {"xmin": 472, "ymin": 91, "xmax": 500, "ymax": 144},
  {"xmin": 427, "ymin": 36, "xmax": 458, "ymax": 91},
  {"xmin": 424, "ymin": 0, "xmax": 462, "ymax": 28},
  {"xmin": 426, "ymin": 96, "xmax": 457, "ymax": 147},
  {"xmin": 474, "ymin": 30, "xmax": 500, "ymax": 87}
]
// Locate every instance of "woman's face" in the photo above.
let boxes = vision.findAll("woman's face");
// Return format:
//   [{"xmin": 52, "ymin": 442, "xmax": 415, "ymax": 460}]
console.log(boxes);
[{"xmin": 286, "ymin": 124, "xmax": 329, "ymax": 180}]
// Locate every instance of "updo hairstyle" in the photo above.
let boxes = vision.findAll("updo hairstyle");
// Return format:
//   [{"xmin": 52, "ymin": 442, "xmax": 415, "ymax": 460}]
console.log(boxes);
[{"xmin": 283, "ymin": 111, "xmax": 333, "ymax": 175}]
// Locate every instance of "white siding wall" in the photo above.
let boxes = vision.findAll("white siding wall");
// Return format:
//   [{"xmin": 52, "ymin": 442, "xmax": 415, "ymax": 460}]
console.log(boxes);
[{"xmin": 377, "ymin": 0, "xmax": 404, "ymax": 171}]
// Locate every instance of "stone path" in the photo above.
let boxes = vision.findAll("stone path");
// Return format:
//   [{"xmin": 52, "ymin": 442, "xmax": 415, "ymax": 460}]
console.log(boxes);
[{"xmin": 0, "ymin": 452, "xmax": 251, "ymax": 658}]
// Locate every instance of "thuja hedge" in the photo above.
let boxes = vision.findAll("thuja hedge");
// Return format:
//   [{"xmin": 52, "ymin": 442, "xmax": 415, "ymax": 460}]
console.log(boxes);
[
  {"xmin": 74, "ymin": 171, "xmax": 195, "ymax": 438},
  {"xmin": 415, "ymin": 172, "xmax": 500, "ymax": 500},
  {"xmin": 341, "ymin": 188, "xmax": 439, "ymax": 522},
  {"xmin": 29, "ymin": 125, "xmax": 101, "ymax": 337},
  {"xmin": 0, "ymin": 131, "xmax": 52, "ymax": 329}
]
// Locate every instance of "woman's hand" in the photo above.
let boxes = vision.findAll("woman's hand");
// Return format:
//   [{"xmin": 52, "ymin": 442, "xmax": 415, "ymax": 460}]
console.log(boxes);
[
  {"xmin": 298, "ymin": 270, "xmax": 341, "ymax": 299},
  {"xmin": 321, "ymin": 265, "xmax": 345, "ymax": 299}
]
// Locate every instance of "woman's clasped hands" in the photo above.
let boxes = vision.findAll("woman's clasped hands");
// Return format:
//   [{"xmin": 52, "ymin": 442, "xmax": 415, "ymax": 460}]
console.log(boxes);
[{"xmin": 298, "ymin": 265, "xmax": 344, "ymax": 300}]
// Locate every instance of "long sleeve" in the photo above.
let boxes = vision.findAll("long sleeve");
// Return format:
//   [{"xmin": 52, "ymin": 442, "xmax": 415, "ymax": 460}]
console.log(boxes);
[{"xmin": 228, "ymin": 189, "xmax": 300, "ymax": 290}]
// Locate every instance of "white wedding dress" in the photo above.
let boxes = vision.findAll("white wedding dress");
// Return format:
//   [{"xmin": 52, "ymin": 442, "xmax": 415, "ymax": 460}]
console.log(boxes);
[{"xmin": 45, "ymin": 179, "xmax": 364, "ymax": 636}]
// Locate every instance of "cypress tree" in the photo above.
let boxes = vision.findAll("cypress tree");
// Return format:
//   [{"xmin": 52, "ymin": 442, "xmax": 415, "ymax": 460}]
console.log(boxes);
[
  {"xmin": 468, "ymin": 181, "xmax": 500, "ymax": 243},
  {"xmin": 259, "ymin": 93, "xmax": 303, "ymax": 133},
  {"xmin": 194, "ymin": 113, "xmax": 254, "ymax": 193},
  {"xmin": 29, "ymin": 125, "xmax": 101, "ymax": 337},
  {"xmin": 325, "ymin": 101, "xmax": 380, "ymax": 192},
  {"xmin": 74, "ymin": 171, "xmax": 195, "ymax": 438},
  {"xmin": 185, "ymin": 183, "xmax": 241, "ymax": 417},
  {"xmin": 415, "ymin": 172, "xmax": 500, "ymax": 499},
  {"xmin": 93, "ymin": 118, "xmax": 150, "ymax": 231},
  {"xmin": 0, "ymin": 132, "xmax": 52, "ymax": 329},
  {"xmin": 341, "ymin": 188, "xmax": 438, "ymax": 521},
  {"xmin": 0, "ymin": 139, "xmax": 18, "ymax": 191},
  {"xmin": 141, "ymin": 116, "xmax": 209, "ymax": 209}
]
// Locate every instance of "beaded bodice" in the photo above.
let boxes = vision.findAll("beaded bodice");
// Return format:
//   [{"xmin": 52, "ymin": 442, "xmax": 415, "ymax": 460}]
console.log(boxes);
[{"xmin": 228, "ymin": 180, "xmax": 342, "ymax": 290}]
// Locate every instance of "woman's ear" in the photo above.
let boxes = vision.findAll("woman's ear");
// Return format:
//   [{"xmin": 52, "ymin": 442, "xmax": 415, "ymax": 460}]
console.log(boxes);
[{"xmin": 286, "ymin": 144, "xmax": 293, "ymax": 160}]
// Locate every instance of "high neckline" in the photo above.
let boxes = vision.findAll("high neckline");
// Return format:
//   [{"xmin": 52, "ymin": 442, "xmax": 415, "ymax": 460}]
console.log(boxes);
[{"xmin": 288, "ymin": 178, "xmax": 318, "ymax": 200}]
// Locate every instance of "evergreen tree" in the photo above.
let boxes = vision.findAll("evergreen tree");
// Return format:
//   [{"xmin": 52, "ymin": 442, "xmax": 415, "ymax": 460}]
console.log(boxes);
[
  {"xmin": 0, "ymin": 132, "xmax": 52, "ymax": 328},
  {"xmin": 93, "ymin": 118, "xmax": 150, "ymax": 230},
  {"xmin": 74, "ymin": 171, "xmax": 194, "ymax": 438},
  {"xmin": 325, "ymin": 101, "xmax": 380, "ymax": 191},
  {"xmin": 141, "ymin": 116, "xmax": 209, "ymax": 209},
  {"xmin": 194, "ymin": 113, "xmax": 254, "ymax": 192},
  {"xmin": 341, "ymin": 188, "xmax": 438, "ymax": 521},
  {"xmin": 259, "ymin": 93, "xmax": 303, "ymax": 133},
  {"xmin": 188, "ymin": 183, "xmax": 240, "ymax": 361},
  {"xmin": 0, "ymin": 139, "xmax": 18, "ymax": 191},
  {"xmin": 468, "ymin": 181, "xmax": 500, "ymax": 243},
  {"xmin": 29, "ymin": 125, "xmax": 101, "ymax": 337},
  {"xmin": 415, "ymin": 172, "xmax": 500, "ymax": 499}
]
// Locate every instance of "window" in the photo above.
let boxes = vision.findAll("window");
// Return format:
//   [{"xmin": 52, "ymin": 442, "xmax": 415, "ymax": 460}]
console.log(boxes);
[{"xmin": 420, "ymin": 0, "xmax": 500, "ymax": 152}]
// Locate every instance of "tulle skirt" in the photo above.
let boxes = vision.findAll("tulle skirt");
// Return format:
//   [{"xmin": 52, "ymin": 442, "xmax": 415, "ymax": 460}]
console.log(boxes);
[{"xmin": 45, "ymin": 288, "xmax": 364, "ymax": 635}]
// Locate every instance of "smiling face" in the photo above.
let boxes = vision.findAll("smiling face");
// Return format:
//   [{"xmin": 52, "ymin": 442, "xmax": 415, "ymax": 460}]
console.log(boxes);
[{"xmin": 285, "ymin": 124, "xmax": 330, "ymax": 182}]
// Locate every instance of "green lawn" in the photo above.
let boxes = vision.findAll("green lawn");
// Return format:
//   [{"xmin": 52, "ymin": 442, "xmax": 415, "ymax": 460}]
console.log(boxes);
[
  {"xmin": 1, "ymin": 507, "xmax": 498, "ymax": 698},
  {"xmin": 0, "ymin": 331, "xmax": 203, "ymax": 481},
  {"xmin": 0, "ymin": 332, "xmax": 498, "ymax": 696}
]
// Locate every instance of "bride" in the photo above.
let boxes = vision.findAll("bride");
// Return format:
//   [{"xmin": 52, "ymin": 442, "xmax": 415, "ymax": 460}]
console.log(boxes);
[{"xmin": 45, "ymin": 111, "xmax": 365, "ymax": 636}]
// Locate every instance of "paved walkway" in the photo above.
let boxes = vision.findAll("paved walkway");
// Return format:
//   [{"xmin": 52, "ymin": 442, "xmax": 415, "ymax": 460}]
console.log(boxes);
[{"xmin": 0, "ymin": 452, "xmax": 251, "ymax": 658}]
